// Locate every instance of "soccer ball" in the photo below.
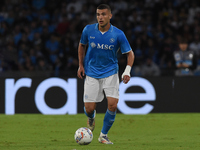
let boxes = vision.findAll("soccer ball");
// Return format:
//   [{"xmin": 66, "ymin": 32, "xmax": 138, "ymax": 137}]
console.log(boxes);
[{"xmin": 74, "ymin": 127, "xmax": 93, "ymax": 145}]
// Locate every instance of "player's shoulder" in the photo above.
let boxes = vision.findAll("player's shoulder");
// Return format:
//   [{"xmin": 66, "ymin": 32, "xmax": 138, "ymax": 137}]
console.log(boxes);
[
  {"xmin": 84, "ymin": 23, "xmax": 97, "ymax": 31},
  {"xmin": 111, "ymin": 25, "xmax": 125, "ymax": 35},
  {"xmin": 112, "ymin": 25, "xmax": 124, "ymax": 34}
]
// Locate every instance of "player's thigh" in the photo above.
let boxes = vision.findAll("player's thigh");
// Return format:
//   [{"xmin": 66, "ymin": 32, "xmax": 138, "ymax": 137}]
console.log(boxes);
[
  {"xmin": 84, "ymin": 75, "xmax": 104, "ymax": 103},
  {"xmin": 103, "ymin": 73, "xmax": 119, "ymax": 100}
]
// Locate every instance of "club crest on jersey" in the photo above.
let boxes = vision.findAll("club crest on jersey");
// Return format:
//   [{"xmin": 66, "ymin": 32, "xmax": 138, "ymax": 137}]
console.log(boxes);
[{"xmin": 109, "ymin": 38, "xmax": 115, "ymax": 43}]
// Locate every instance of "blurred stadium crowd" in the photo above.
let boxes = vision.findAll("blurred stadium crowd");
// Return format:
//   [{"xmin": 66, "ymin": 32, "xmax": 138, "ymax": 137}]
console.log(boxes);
[{"xmin": 0, "ymin": 0, "xmax": 200, "ymax": 77}]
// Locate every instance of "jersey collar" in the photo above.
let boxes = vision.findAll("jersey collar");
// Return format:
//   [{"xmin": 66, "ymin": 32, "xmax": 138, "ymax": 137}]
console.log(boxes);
[{"xmin": 95, "ymin": 23, "xmax": 113, "ymax": 32}]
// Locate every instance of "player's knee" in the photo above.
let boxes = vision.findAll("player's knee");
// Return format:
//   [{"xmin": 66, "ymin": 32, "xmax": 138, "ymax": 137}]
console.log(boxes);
[
  {"xmin": 84, "ymin": 102, "xmax": 96, "ymax": 114},
  {"xmin": 108, "ymin": 103, "xmax": 117, "ymax": 112},
  {"xmin": 86, "ymin": 109, "xmax": 94, "ymax": 114},
  {"xmin": 85, "ymin": 105, "xmax": 95, "ymax": 114}
]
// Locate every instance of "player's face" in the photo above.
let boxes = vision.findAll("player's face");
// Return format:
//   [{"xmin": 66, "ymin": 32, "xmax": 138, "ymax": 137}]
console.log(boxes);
[
  {"xmin": 179, "ymin": 43, "xmax": 188, "ymax": 51},
  {"xmin": 96, "ymin": 9, "xmax": 112, "ymax": 28}
]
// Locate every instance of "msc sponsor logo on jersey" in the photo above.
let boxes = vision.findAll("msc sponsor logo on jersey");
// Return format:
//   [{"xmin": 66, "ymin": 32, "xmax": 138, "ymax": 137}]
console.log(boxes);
[
  {"xmin": 90, "ymin": 42, "xmax": 114, "ymax": 50},
  {"xmin": 90, "ymin": 42, "xmax": 96, "ymax": 48},
  {"xmin": 97, "ymin": 43, "xmax": 114, "ymax": 50}
]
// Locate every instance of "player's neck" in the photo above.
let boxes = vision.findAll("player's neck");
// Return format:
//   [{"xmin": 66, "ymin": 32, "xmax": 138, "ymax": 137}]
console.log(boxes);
[{"xmin": 98, "ymin": 23, "xmax": 110, "ymax": 32}]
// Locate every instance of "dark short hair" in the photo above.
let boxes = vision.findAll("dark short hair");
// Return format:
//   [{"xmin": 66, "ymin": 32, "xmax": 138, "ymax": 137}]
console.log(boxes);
[
  {"xmin": 179, "ymin": 38, "xmax": 188, "ymax": 44},
  {"xmin": 97, "ymin": 4, "xmax": 111, "ymax": 12}
]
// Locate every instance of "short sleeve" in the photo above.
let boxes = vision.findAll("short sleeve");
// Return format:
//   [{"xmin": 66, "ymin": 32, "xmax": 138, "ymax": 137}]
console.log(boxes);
[
  {"xmin": 118, "ymin": 31, "xmax": 132, "ymax": 54},
  {"xmin": 80, "ymin": 25, "xmax": 88, "ymax": 45}
]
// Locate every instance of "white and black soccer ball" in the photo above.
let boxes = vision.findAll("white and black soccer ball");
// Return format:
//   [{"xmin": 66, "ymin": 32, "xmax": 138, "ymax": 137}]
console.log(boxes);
[{"xmin": 74, "ymin": 127, "xmax": 93, "ymax": 145}]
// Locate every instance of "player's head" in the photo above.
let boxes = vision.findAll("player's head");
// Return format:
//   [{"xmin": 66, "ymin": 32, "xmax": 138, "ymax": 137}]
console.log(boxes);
[
  {"xmin": 179, "ymin": 38, "xmax": 188, "ymax": 51},
  {"xmin": 96, "ymin": 4, "xmax": 112, "ymax": 28}
]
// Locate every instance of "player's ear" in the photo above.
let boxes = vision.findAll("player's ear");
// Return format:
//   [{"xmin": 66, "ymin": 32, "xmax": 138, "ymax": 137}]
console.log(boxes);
[{"xmin": 109, "ymin": 13, "xmax": 112, "ymax": 19}]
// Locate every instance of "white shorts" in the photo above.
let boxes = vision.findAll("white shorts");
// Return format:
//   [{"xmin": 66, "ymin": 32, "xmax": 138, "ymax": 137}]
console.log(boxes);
[{"xmin": 83, "ymin": 74, "xmax": 119, "ymax": 103}]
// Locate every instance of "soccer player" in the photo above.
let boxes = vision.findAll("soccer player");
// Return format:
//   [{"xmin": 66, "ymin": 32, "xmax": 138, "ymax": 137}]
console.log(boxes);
[{"xmin": 77, "ymin": 4, "xmax": 134, "ymax": 144}]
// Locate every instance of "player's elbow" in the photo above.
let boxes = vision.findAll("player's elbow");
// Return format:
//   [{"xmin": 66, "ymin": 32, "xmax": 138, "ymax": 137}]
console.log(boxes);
[
  {"xmin": 127, "ymin": 50, "xmax": 135, "ymax": 63},
  {"xmin": 130, "ymin": 50, "xmax": 135, "ymax": 59}
]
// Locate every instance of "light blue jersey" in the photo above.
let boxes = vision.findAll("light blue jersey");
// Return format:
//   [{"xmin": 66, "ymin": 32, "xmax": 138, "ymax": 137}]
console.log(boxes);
[{"xmin": 80, "ymin": 23, "xmax": 132, "ymax": 78}]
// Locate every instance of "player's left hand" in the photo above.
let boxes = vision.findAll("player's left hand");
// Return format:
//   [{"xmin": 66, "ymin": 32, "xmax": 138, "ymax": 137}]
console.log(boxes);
[
  {"xmin": 121, "ymin": 65, "xmax": 131, "ymax": 84},
  {"xmin": 122, "ymin": 75, "xmax": 130, "ymax": 84}
]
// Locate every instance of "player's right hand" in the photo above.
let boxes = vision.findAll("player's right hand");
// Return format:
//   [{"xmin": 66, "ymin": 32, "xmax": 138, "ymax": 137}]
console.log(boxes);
[{"xmin": 77, "ymin": 66, "xmax": 85, "ymax": 79}]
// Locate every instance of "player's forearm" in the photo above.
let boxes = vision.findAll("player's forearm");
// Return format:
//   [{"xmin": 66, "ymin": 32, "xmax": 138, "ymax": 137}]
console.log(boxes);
[
  {"xmin": 78, "ymin": 43, "xmax": 86, "ymax": 67},
  {"xmin": 127, "ymin": 50, "xmax": 134, "ymax": 67},
  {"xmin": 121, "ymin": 50, "xmax": 135, "ymax": 79}
]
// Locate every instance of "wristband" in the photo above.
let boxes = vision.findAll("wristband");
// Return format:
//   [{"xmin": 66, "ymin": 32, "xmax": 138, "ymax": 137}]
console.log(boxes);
[{"xmin": 121, "ymin": 65, "xmax": 131, "ymax": 79}]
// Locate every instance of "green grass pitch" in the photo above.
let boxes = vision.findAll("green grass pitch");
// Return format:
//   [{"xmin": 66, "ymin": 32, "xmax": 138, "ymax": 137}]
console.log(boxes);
[{"xmin": 0, "ymin": 113, "xmax": 200, "ymax": 150}]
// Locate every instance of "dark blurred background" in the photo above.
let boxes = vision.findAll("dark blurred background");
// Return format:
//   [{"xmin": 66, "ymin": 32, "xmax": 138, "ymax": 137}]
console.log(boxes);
[{"xmin": 1, "ymin": 0, "xmax": 200, "ymax": 78}]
